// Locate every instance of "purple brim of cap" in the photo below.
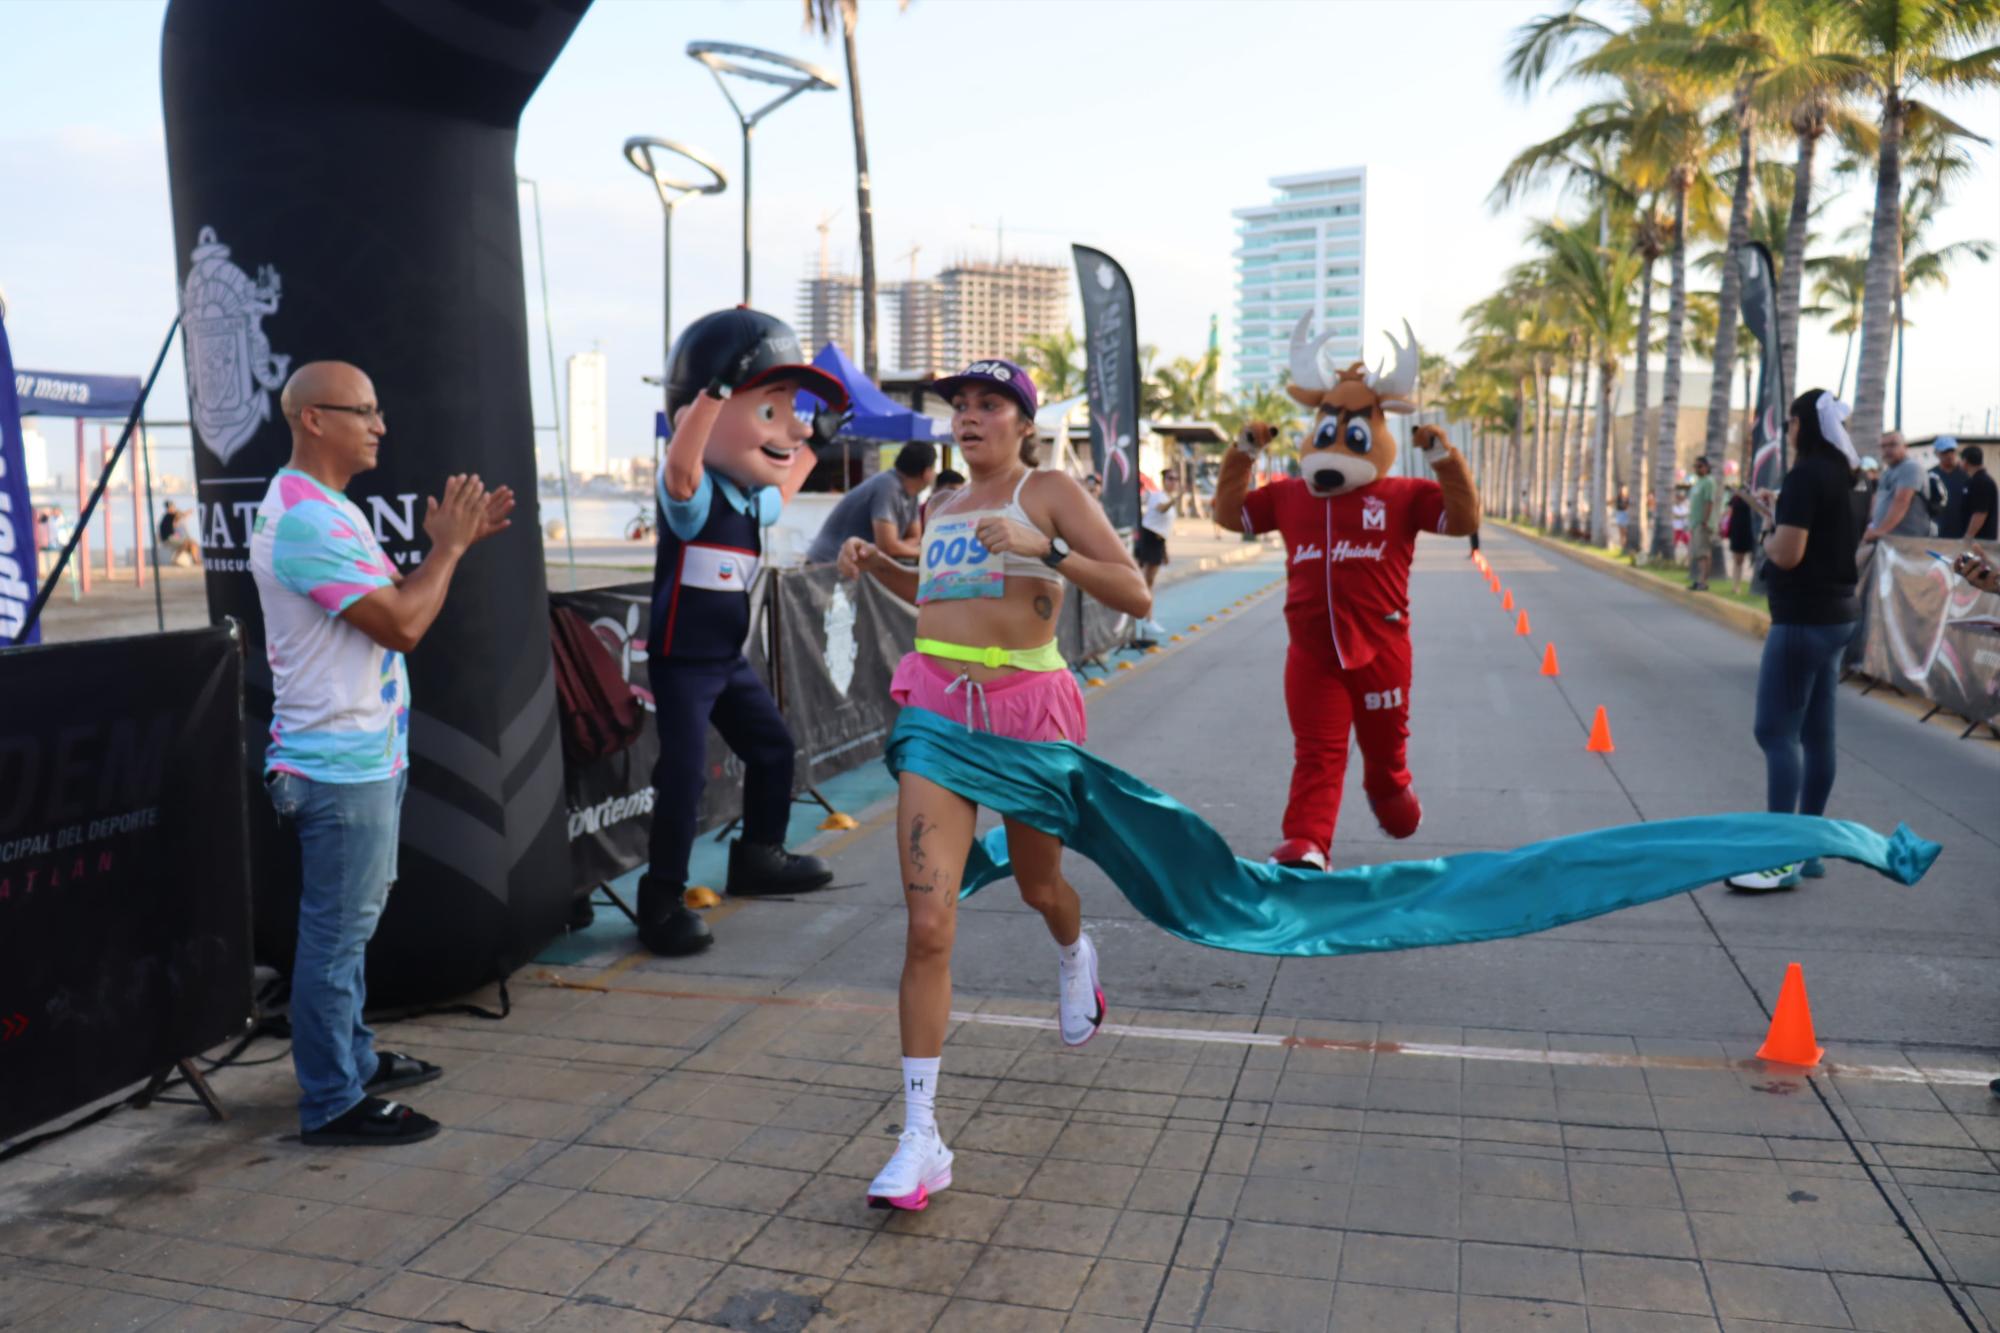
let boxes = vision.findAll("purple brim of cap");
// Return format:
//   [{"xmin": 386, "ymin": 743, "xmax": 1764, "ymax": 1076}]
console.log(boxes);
[
  {"xmin": 930, "ymin": 360, "xmax": 1038, "ymax": 420},
  {"xmin": 741, "ymin": 364, "xmax": 850, "ymax": 412}
]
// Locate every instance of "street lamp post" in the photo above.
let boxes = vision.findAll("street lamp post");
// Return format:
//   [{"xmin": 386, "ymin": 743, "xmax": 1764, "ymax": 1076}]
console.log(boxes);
[
  {"xmin": 621, "ymin": 137, "xmax": 728, "ymax": 384},
  {"xmin": 686, "ymin": 42, "xmax": 838, "ymax": 305}
]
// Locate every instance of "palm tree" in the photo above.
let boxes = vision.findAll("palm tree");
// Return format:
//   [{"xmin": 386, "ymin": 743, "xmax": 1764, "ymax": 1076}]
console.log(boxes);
[
  {"xmin": 1150, "ymin": 349, "xmax": 1223, "ymax": 421},
  {"xmin": 803, "ymin": 0, "xmax": 910, "ymax": 378},
  {"xmin": 1463, "ymin": 291, "xmax": 1539, "ymax": 520},
  {"xmin": 1806, "ymin": 252, "xmax": 1866, "ymax": 395},
  {"xmin": 1215, "ymin": 383, "xmax": 1304, "ymax": 450},
  {"xmin": 1836, "ymin": 0, "xmax": 2000, "ymax": 449},
  {"xmin": 1755, "ymin": 3, "xmax": 1872, "ymax": 397},
  {"xmin": 1538, "ymin": 214, "xmax": 1640, "ymax": 543},
  {"xmin": 1503, "ymin": 4, "xmax": 1715, "ymax": 558},
  {"xmin": 1021, "ymin": 329, "xmax": 1087, "ymax": 402}
]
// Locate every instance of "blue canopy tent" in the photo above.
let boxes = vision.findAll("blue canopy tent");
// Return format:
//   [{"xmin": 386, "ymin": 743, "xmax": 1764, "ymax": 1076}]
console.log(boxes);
[
  {"xmin": 800, "ymin": 343, "xmax": 946, "ymax": 443},
  {"xmin": 12, "ymin": 369, "xmax": 153, "ymax": 601}
]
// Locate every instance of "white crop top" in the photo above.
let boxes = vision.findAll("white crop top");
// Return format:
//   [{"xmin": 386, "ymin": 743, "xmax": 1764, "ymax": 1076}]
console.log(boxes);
[{"xmin": 916, "ymin": 470, "xmax": 1064, "ymax": 604}]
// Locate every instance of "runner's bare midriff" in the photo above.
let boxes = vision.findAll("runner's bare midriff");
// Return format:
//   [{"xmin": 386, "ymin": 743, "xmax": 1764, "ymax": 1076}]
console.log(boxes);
[{"xmin": 916, "ymin": 576, "xmax": 1067, "ymax": 683}]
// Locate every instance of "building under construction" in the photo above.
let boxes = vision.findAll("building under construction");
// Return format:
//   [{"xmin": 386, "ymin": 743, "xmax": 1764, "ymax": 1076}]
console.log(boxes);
[
  {"xmin": 935, "ymin": 258, "xmax": 1068, "ymax": 371},
  {"xmin": 796, "ymin": 273, "xmax": 860, "ymax": 358},
  {"xmin": 810, "ymin": 255, "xmax": 1069, "ymax": 381},
  {"xmin": 882, "ymin": 277, "xmax": 942, "ymax": 378}
]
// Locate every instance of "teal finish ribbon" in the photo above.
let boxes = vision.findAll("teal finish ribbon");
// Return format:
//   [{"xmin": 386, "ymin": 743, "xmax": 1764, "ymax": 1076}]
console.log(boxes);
[{"xmin": 884, "ymin": 707, "xmax": 1939, "ymax": 957}]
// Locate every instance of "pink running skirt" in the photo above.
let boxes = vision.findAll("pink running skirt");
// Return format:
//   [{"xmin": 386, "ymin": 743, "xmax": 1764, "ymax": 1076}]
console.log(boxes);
[{"xmin": 889, "ymin": 651, "xmax": 1088, "ymax": 744}]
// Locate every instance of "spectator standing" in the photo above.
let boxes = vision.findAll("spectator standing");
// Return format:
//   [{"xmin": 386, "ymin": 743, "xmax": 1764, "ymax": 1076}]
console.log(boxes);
[
  {"xmin": 1685, "ymin": 456, "xmax": 1720, "ymax": 590},
  {"xmin": 1611, "ymin": 493, "xmax": 1633, "ymax": 555},
  {"xmin": 805, "ymin": 441, "xmax": 936, "ymax": 565},
  {"xmin": 1725, "ymin": 486, "xmax": 1758, "ymax": 594},
  {"xmin": 1133, "ymin": 472, "xmax": 1176, "ymax": 640},
  {"xmin": 1671, "ymin": 487, "xmax": 1690, "ymax": 563},
  {"xmin": 1865, "ymin": 431, "xmax": 1932, "ymax": 541},
  {"xmin": 1726, "ymin": 390, "xmax": 1861, "ymax": 893},
  {"xmin": 1962, "ymin": 445, "xmax": 1997, "ymax": 541},
  {"xmin": 250, "ymin": 361, "xmax": 514, "ymax": 1144},
  {"xmin": 1929, "ymin": 438, "xmax": 1969, "ymax": 539}
]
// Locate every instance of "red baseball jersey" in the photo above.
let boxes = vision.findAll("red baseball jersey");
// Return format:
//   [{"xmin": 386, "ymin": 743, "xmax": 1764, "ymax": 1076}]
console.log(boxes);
[{"xmin": 1240, "ymin": 475, "xmax": 1449, "ymax": 670}]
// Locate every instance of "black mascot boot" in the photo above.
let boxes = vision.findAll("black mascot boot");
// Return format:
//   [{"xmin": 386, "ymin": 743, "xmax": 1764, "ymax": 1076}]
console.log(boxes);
[
  {"xmin": 635, "ymin": 875, "xmax": 713, "ymax": 956},
  {"xmin": 726, "ymin": 840, "xmax": 834, "ymax": 897}
]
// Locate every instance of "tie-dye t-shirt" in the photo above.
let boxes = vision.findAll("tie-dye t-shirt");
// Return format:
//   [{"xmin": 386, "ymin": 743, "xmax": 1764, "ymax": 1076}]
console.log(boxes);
[{"xmin": 248, "ymin": 468, "xmax": 409, "ymax": 782}]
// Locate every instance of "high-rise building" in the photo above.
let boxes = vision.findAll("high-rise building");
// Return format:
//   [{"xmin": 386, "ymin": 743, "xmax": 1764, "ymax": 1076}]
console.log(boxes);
[
  {"xmin": 1232, "ymin": 166, "xmax": 1367, "ymax": 395},
  {"xmin": 936, "ymin": 259, "xmax": 1068, "ymax": 369},
  {"xmin": 797, "ymin": 273, "xmax": 860, "ymax": 355},
  {"xmin": 565, "ymin": 349, "xmax": 608, "ymax": 479},
  {"xmin": 883, "ymin": 277, "xmax": 944, "ymax": 377}
]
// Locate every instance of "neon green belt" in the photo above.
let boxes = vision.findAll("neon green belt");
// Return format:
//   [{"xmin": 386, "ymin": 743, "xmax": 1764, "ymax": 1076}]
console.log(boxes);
[{"xmin": 916, "ymin": 637, "xmax": 1067, "ymax": 673}]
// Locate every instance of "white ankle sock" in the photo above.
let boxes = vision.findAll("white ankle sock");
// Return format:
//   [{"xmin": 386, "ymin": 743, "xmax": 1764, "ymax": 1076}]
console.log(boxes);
[
  {"xmin": 901, "ymin": 1057, "xmax": 940, "ymax": 1136},
  {"xmin": 1057, "ymin": 934, "xmax": 1088, "ymax": 970}
]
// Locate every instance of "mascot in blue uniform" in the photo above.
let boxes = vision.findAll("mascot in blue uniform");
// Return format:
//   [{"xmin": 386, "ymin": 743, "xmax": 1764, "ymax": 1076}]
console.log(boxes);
[{"xmin": 636, "ymin": 307, "xmax": 851, "ymax": 956}]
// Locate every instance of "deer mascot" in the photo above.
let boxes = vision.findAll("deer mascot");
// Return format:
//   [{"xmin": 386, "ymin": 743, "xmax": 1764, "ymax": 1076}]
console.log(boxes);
[{"xmin": 1213, "ymin": 315, "xmax": 1479, "ymax": 869}]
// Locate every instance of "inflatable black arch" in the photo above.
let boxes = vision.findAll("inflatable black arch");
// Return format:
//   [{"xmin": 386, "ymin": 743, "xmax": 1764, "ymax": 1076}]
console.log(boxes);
[{"xmin": 163, "ymin": 0, "xmax": 593, "ymax": 1005}]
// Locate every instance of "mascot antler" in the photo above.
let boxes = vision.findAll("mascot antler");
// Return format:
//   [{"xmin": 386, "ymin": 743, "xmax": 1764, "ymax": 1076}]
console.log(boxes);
[
  {"xmin": 1288, "ymin": 311, "xmax": 1338, "ymax": 393},
  {"xmin": 1364, "ymin": 321, "xmax": 1421, "ymax": 413}
]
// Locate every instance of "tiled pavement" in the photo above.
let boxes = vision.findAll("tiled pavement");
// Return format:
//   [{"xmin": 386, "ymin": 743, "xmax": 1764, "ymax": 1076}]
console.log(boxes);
[{"xmin": 2, "ymin": 966, "xmax": 1996, "ymax": 1332}]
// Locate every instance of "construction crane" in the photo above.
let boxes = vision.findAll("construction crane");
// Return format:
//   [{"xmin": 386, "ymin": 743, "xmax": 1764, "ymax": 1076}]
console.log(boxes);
[
  {"xmin": 896, "ymin": 243, "xmax": 922, "ymax": 282},
  {"xmin": 814, "ymin": 208, "xmax": 841, "ymax": 278}
]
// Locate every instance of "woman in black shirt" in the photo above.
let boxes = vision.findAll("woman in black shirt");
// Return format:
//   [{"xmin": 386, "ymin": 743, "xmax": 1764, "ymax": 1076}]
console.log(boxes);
[{"xmin": 1727, "ymin": 390, "xmax": 1861, "ymax": 892}]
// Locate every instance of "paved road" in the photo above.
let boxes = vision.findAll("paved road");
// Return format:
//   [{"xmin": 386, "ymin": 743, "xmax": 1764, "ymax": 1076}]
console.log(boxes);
[
  {"xmin": 9, "ymin": 527, "xmax": 1998, "ymax": 1332},
  {"xmin": 693, "ymin": 524, "xmax": 1998, "ymax": 1055}
]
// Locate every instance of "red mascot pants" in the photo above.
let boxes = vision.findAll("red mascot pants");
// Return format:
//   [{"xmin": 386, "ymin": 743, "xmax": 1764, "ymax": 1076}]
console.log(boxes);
[{"xmin": 1281, "ymin": 631, "xmax": 1414, "ymax": 850}]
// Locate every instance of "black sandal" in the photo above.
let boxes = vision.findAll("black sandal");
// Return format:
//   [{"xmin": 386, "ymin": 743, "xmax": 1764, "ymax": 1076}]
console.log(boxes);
[
  {"xmin": 365, "ymin": 1051, "xmax": 442, "ymax": 1094},
  {"xmin": 301, "ymin": 1096, "xmax": 440, "ymax": 1146}
]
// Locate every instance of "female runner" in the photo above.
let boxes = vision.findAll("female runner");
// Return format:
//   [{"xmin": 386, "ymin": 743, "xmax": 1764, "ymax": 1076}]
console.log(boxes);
[{"xmin": 837, "ymin": 359, "xmax": 1151, "ymax": 1210}]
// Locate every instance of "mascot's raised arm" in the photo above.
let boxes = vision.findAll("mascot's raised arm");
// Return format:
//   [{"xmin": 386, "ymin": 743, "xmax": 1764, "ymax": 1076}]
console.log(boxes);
[{"xmin": 1212, "ymin": 314, "xmax": 1479, "ymax": 870}]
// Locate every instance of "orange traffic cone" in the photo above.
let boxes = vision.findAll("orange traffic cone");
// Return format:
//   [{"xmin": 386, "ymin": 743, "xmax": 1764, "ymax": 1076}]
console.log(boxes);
[
  {"xmin": 1756, "ymin": 963, "xmax": 1824, "ymax": 1067},
  {"xmin": 1540, "ymin": 642, "xmax": 1561, "ymax": 676},
  {"xmin": 1501, "ymin": 589, "xmax": 1515, "ymax": 611},
  {"xmin": 1585, "ymin": 706, "xmax": 1615, "ymax": 753},
  {"xmin": 1514, "ymin": 610, "xmax": 1531, "ymax": 636}
]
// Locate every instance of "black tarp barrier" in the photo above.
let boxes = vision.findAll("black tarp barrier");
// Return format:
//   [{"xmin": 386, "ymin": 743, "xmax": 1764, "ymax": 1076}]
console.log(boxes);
[
  {"xmin": 1850, "ymin": 537, "xmax": 2000, "ymax": 727},
  {"xmin": 551, "ymin": 567, "xmax": 1137, "ymax": 893},
  {"xmin": 162, "ymin": 0, "xmax": 590, "ymax": 1005},
  {"xmin": 774, "ymin": 564, "xmax": 917, "ymax": 788},
  {"xmin": 553, "ymin": 578, "xmax": 775, "ymax": 895},
  {"xmin": 0, "ymin": 625, "xmax": 255, "ymax": 1141}
]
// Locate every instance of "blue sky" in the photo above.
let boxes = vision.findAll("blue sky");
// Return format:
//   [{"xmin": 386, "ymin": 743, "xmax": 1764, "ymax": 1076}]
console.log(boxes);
[{"xmin": 3, "ymin": 0, "xmax": 1995, "ymax": 469}]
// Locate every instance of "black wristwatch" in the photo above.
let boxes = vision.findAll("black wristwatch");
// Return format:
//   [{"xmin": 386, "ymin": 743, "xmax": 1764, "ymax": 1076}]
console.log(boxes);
[{"xmin": 1040, "ymin": 537, "xmax": 1071, "ymax": 569}]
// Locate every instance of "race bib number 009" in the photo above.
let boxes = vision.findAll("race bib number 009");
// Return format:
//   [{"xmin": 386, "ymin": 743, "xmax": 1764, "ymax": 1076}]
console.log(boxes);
[{"xmin": 918, "ymin": 517, "xmax": 1005, "ymax": 601}]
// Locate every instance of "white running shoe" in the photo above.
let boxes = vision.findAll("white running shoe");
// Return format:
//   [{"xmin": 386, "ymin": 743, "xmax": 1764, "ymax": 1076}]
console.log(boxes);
[
  {"xmin": 1059, "ymin": 932, "xmax": 1106, "ymax": 1047},
  {"xmin": 866, "ymin": 1128, "xmax": 953, "ymax": 1211},
  {"xmin": 1726, "ymin": 864, "xmax": 1801, "ymax": 892}
]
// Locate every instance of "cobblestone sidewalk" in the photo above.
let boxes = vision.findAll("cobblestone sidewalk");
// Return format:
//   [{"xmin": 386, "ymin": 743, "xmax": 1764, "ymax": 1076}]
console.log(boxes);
[{"xmin": 2, "ymin": 953, "xmax": 1995, "ymax": 1332}]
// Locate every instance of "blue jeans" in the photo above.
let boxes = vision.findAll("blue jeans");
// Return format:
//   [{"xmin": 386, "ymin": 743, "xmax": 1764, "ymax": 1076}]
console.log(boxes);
[
  {"xmin": 1752, "ymin": 621, "xmax": 1857, "ymax": 817},
  {"xmin": 267, "ymin": 770, "xmax": 407, "ymax": 1131}
]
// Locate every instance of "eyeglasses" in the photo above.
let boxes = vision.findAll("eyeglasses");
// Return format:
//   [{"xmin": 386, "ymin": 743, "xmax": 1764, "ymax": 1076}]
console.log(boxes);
[{"xmin": 312, "ymin": 403, "xmax": 385, "ymax": 423}]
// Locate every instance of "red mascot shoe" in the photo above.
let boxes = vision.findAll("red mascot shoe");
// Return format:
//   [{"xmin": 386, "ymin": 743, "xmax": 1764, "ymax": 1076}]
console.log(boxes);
[
  {"xmin": 1267, "ymin": 839, "xmax": 1328, "ymax": 871},
  {"xmin": 1371, "ymin": 787, "xmax": 1423, "ymax": 839}
]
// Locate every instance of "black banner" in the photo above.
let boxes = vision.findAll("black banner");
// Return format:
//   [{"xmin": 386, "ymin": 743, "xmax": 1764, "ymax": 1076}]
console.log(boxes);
[
  {"xmin": 775, "ymin": 564, "xmax": 916, "ymax": 787},
  {"xmin": 1, "ymin": 625, "xmax": 255, "ymax": 1141},
  {"xmin": 162, "ymin": 0, "xmax": 589, "ymax": 1005},
  {"xmin": 1074, "ymin": 245, "xmax": 1142, "ymax": 532},
  {"xmin": 1851, "ymin": 538, "xmax": 2000, "ymax": 725},
  {"xmin": 1739, "ymin": 241, "xmax": 1786, "ymax": 492}
]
